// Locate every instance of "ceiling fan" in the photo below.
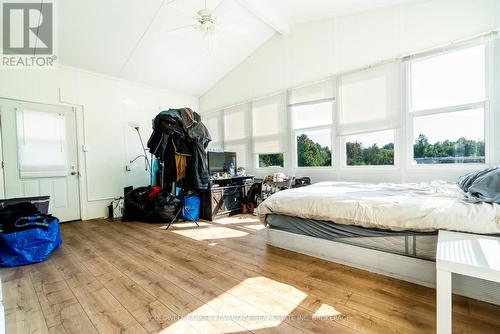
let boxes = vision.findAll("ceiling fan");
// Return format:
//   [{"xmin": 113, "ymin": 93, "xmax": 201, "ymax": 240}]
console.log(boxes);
[
  {"xmin": 165, "ymin": 0, "xmax": 246, "ymax": 49},
  {"xmin": 166, "ymin": 0, "xmax": 219, "ymax": 36}
]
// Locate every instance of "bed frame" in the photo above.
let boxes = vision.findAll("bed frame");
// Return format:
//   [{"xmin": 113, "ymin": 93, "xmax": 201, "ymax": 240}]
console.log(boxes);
[{"xmin": 268, "ymin": 228, "xmax": 500, "ymax": 305}]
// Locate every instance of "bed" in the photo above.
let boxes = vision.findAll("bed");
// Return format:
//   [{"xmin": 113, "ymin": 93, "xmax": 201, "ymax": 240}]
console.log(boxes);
[
  {"xmin": 265, "ymin": 214, "xmax": 438, "ymax": 260},
  {"xmin": 256, "ymin": 181, "xmax": 500, "ymax": 304},
  {"xmin": 257, "ymin": 181, "xmax": 500, "ymax": 234}
]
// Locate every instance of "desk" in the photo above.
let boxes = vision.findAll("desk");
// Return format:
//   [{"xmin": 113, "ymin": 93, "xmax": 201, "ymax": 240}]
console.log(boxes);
[
  {"xmin": 200, "ymin": 176, "xmax": 254, "ymax": 221},
  {"xmin": 436, "ymin": 230, "xmax": 500, "ymax": 333}
]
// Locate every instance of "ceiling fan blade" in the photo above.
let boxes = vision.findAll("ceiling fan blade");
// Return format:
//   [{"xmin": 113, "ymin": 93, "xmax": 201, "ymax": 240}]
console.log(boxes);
[
  {"xmin": 218, "ymin": 24, "xmax": 250, "ymax": 35},
  {"xmin": 213, "ymin": 0, "xmax": 226, "ymax": 13},
  {"xmin": 207, "ymin": 31, "xmax": 214, "ymax": 51},
  {"xmin": 168, "ymin": 1, "xmax": 197, "ymax": 19},
  {"xmin": 166, "ymin": 25, "xmax": 199, "ymax": 35}
]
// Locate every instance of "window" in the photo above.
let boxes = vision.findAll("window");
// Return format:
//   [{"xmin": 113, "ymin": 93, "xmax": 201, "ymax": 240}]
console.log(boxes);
[
  {"xmin": 345, "ymin": 130, "xmax": 395, "ymax": 166},
  {"xmin": 296, "ymin": 128, "xmax": 332, "ymax": 167},
  {"xmin": 251, "ymin": 94, "xmax": 286, "ymax": 168},
  {"xmin": 223, "ymin": 103, "xmax": 250, "ymax": 168},
  {"xmin": 413, "ymin": 109, "xmax": 485, "ymax": 164},
  {"xmin": 409, "ymin": 45, "xmax": 487, "ymax": 165},
  {"xmin": 338, "ymin": 62, "xmax": 401, "ymax": 136},
  {"xmin": 410, "ymin": 45, "xmax": 485, "ymax": 111},
  {"xmin": 337, "ymin": 62, "xmax": 401, "ymax": 167},
  {"xmin": 292, "ymin": 101, "xmax": 332, "ymax": 129},
  {"xmin": 290, "ymin": 79, "xmax": 335, "ymax": 168},
  {"xmin": 16, "ymin": 109, "xmax": 68, "ymax": 178},
  {"xmin": 258, "ymin": 153, "xmax": 284, "ymax": 168}
]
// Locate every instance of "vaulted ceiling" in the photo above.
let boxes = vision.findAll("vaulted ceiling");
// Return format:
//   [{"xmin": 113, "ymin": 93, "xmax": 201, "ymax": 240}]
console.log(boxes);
[{"xmin": 57, "ymin": 0, "xmax": 425, "ymax": 96}]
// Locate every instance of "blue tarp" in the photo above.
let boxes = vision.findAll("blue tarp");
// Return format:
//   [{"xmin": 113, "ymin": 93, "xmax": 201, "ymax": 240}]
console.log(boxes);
[{"xmin": 0, "ymin": 217, "xmax": 62, "ymax": 267}]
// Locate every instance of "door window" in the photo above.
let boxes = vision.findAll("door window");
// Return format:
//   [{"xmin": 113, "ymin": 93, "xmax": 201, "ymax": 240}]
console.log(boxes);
[{"xmin": 16, "ymin": 109, "xmax": 68, "ymax": 178}]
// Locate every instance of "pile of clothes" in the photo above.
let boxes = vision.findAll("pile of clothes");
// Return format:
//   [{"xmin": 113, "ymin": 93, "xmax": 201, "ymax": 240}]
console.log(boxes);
[
  {"xmin": 457, "ymin": 166, "xmax": 500, "ymax": 203},
  {"xmin": 148, "ymin": 108, "xmax": 211, "ymax": 190}
]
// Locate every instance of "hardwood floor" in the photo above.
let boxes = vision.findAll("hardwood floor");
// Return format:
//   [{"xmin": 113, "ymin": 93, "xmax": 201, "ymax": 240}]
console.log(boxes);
[{"xmin": 2, "ymin": 215, "xmax": 500, "ymax": 333}]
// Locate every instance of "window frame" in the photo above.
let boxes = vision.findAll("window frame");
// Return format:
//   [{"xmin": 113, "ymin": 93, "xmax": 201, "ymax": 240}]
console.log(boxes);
[
  {"xmin": 250, "ymin": 93, "xmax": 288, "ymax": 171},
  {"xmin": 405, "ymin": 42, "xmax": 492, "ymax": 169},
  {"xmin": 255, "ymin": 152, "xmax": 286, "ymax": 169},
  {"xmin": 290, "ymin": 98, "xmax": 335, "ymax": 169},
  {"xmin": 340, "ymin": 128, "xmax": 399, "ymax": 169}
]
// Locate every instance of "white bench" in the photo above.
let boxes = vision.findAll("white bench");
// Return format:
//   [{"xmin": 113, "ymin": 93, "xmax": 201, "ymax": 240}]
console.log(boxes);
[{"xmin": 436, "ymin": 230, "xmax": 500, "ymax": 333}]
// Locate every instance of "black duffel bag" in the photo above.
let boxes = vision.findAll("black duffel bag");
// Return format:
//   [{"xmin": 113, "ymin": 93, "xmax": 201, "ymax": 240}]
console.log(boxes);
[
  {"xmin": 122, "ymin": 186, "xmax": 153, "ymax": 222},
  {"xmin": 145, "ymin": 191, "xmax": 181, "ymax": 224}
]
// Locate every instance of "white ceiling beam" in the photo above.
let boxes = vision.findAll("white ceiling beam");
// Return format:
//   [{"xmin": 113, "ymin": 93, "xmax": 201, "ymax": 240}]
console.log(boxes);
[{"xmin": 236, "ymin": 0, "xmax": 290, "ymax": 35}]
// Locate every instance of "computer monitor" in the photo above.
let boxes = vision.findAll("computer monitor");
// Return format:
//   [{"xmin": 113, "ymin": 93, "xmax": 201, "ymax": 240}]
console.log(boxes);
[{"xmin": 208, "ymin": 151, "xmax": 237, "ymax": 175}]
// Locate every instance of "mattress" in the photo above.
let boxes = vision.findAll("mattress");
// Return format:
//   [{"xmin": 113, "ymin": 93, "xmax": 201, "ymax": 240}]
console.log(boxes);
[
  {"xmin": 267, "ymin": 214, "xmax": 438, "ymax": 260},
  {"xmin": 257, "ymin": 181, "xmax": 500, "ymax": 234}
]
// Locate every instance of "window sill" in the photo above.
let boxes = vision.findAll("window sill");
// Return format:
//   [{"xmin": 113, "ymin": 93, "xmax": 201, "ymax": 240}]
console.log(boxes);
[
  {"xmin": 406, "ymin": 163, "xmax": 488, "ymax": 170},
  {"xmin": 341, "ymin": 165, "xmax": 398, "ymax": 170},
  {"xmin": 293, "ymin": 166, "xmax": 335, "ymax": 171},
  {"xmin": 256, "ymin": 167, "xmax": 286, "ymax": 171}
]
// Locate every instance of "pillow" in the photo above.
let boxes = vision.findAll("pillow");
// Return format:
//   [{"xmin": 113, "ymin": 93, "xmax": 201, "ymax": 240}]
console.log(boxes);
[{"xmin": 457, "ymin": 167, "xmax": 500, "ymax": 204}]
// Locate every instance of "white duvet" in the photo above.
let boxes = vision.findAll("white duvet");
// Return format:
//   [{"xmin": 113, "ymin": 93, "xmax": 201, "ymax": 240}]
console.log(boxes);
[{"xmin": 256, "ymin": 181, "xmax": 500, "ymax": 234}]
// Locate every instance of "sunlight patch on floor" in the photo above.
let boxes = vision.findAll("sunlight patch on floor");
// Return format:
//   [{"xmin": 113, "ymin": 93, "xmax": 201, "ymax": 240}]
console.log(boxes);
[
  {"xmin": 243, "ymin": 224, "xmax": 266, "ymax": 231},
  {"xmin": 171, "ymin": 226, "xmax": 249, "ymax": 240},
  {"xmin": 160, "ymin": 221, "xmax": 211, "ymax": 230},
  {"xmin": 313, "ymin": 303, "xmax": 342, "ymax": 317},
  {"xmin": 215, "ymin": 215, "xmax": 260, "ymax": 225},
  {"xmin": 162, "ymin": 277, "xmax": 307, "ymax": 333},
  {"xmin": 248, "ymin": 276, "xmax": 312, "ymax": 302}
]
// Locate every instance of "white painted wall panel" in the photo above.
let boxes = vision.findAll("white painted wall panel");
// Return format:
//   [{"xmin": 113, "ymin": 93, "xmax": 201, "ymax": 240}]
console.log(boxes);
[
  {"xmin": 0, "ymin": 66, "xmax": 198, "ymax": 219},
  {"xmin": 201, "ymin": 0, "xmax": 499, "ymax": 112}
]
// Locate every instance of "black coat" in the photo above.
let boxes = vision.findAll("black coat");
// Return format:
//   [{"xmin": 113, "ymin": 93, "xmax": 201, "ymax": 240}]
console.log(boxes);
[{"xmin": 147, "ymin": 109, "xmax": 211, "ymax": 190}]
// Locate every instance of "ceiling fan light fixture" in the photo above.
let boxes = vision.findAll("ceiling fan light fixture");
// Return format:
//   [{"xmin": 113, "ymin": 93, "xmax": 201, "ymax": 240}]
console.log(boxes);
[{"xmin": 197, "ymin": 8, "xmax": 216, "ymax": 32}]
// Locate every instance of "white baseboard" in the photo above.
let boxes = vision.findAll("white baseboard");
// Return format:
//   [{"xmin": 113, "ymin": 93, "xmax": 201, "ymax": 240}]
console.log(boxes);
[{"xmin": 268, "ymin": 228, "xmax": 500, "ymax": 305}]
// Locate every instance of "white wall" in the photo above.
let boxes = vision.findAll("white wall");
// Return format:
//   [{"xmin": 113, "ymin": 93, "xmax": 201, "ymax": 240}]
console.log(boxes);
[
  {"xmin": 200, "ymin": 0, "xmax": 500, "ymax": 183},
  {"xmin": 201, "ymin": 0, "xmax": 499, "ymax": 111},
  {"xmin": 0, "ymin": 66, "xmax": 198, "ymax": 219}
]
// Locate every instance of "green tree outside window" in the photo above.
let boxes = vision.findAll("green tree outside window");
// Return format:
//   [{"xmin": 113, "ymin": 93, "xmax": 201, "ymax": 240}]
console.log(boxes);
[{"xmin": 297, "ymin": 134, "xmax": 332, "ymax": 167}]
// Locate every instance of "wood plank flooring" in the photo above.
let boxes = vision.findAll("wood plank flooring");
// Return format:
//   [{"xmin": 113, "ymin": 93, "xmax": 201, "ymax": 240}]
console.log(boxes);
[{"xmin": 2, "ymin": 215, "xmax": 500, "ymax": 333}]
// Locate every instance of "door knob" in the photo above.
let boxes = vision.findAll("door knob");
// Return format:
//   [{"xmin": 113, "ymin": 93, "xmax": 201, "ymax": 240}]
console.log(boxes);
[{"xmin": 70, "ymin": 171, "xmax": 77, "ymax": 175}]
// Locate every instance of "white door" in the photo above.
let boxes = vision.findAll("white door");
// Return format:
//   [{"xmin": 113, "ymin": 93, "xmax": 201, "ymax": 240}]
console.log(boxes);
[
  {"xmin": 0, "ymin": 99, "xmax": 80, "ymax": 222},
  {"xmin": 0, "ymin": 119, "xmax": 5, "ymax": 199}
]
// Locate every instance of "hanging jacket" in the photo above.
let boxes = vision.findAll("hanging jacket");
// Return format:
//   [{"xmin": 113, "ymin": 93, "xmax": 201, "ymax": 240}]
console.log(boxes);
[
  {"xmin": 185, "ymin": 112, "xmax": 211, "ymax": 190},
  {"xmin": 180, "ymin": 107, "xmax": 197, "ymax": 130},
  {"xmin": 148, "ymin": 108, "xmax": 211, "ymax": 190}
]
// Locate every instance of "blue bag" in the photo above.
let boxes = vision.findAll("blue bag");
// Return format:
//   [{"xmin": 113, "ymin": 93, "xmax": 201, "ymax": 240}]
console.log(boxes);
[
  {"xmin": 0, "ymin": 216, "xmax": 62, "ymax": 267},
  {"xmin": 183, "ymin": 195, "xmax": 200, "ymax": 221}
]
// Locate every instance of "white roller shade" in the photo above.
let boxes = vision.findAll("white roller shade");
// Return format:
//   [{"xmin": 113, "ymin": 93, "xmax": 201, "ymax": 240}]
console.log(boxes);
[
  {"xmin": 16, "ymin": 109, "xmax": 68, "ymax": 178},
  {"xmin": 288, "ymin": 79, "xmax": 335, "ymax": 105},
  {"xmin": 204, "ymin": 110, "xmax": 223, "ymax": 150},
  {"xmin": 224, "ymin": 142, "xmax": 249, "ymax": 169},
  {"xmin": 338, "ymin": 62, "xmax": 401, "ymax": 135},
  {"xmin": 224, "ymin": 103, "xmax": 249, "ymax": 141},
  {"xmin": 251, "ymin": 93, "xmax": 286, "ymax": 154}
]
